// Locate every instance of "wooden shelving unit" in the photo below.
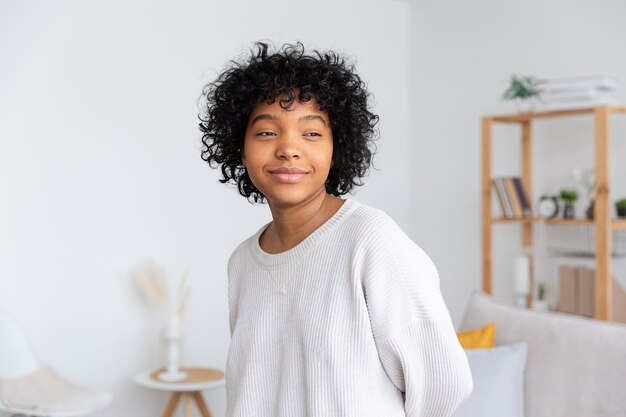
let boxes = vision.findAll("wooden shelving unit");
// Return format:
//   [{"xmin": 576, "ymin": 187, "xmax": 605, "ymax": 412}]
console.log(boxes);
[
  {"xmin": 492, "ymin": 217, "xmax": 626, "ymax": 228},
  {"xmin": 482, "ymin": 105, "xmax": 626, "ymax": 321}
]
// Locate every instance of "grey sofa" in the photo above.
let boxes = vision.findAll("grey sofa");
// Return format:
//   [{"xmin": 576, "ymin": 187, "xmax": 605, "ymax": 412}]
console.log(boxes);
[{"xmin": 460, "ymin": 290, "xmax": 626, "ymax": 417}]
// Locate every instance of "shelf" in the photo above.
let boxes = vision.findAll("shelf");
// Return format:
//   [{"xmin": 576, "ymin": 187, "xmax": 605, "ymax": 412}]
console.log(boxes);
[
  {"xmin": 492, "ymin": 217, "xmax": 626, "ymax": 229},
  {"xmin": 482, "ymin": 104, "xmax": 622, "ymax": 320},
  {"xmin": 545, "ymin": 218, "xmax": 598, "ymax": 225},
  {"xmin": 613, "ymin": 220, "xmax": 626, "ymax": 229},
  {"xmin": 492, "ymin": 217, "xmax": 541, "ymax": 223},
  {"xmin": 547, "ymin": 249, "xmax": 626, "ymax": 259},
  {"xmin": 487, "ymin": 105, "xmax": 626, "ymax": 124}
]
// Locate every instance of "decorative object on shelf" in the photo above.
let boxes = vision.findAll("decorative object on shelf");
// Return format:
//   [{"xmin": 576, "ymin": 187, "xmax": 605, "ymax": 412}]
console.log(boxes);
[
  {"xmin": 586, "ymin": 200, "xmax": 595, "ymax": 220},
  {"xmin": 559, "ymin": 189, "xmax": 579, "ymax": 219},
  {"xmin": 513, "ymin": 254, "xmax": 531, "ymax": 307},
  {"xmin": 540, "ymin": 76, "xmax": 619, "ymax": 111},
  {"xmin": 616, "ymin": 198, "xmax": 626, "ymax": 218},
  {"xmin": 130, "ymin": 259, "xmax": 191, "ymax": 382},
  {"xmin": 532, "ymin": 282, "xmax": 550, "ymax": 312},
  {"xmin": 502, "ymin": 75, "xmax": 545, "ymax": 113},
  {"xmin": 572, "ymin": 167, "xmax": 596, "ymax": 219},
  {"xmin": 537, "ymin": 195, "xmax": 559, "ymax": 218}
]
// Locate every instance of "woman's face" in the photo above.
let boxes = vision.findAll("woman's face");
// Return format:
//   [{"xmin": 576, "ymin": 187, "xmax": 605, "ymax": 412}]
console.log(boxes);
[{"xmin": 241, "ymin": 94, "xmax": 333, "ymax": 209}]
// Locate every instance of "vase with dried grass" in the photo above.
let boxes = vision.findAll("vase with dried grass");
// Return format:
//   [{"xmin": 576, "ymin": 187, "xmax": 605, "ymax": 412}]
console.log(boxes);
[{"xmin": 130, "ymin": 258, "xmax": 191, "ymax": 382}]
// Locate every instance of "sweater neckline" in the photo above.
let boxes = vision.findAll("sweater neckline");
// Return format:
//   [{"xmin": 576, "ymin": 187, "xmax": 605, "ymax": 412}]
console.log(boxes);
[{"xmin": 250, "ymin": 198, "xmax": 360, "ymax": 269}]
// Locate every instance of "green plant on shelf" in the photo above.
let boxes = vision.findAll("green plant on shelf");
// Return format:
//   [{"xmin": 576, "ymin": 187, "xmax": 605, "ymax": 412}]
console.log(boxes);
[
  {"xmin": 502, "ymin": 75, "xmax": 545, "ymax": 100},
  {"xmin": 537, "ymin": 282, "xmax": 547, "ymax": 301},
  {"xmin": 560, "ymin": 189, "xmax": 579, "ymax": 219},
  {"xmin": 559, "ymin": 189, "xmax": 579, "ymax": 203}
]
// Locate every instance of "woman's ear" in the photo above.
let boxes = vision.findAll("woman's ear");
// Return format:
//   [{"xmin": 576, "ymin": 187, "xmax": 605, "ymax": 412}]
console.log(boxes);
[{"xmin": 241, "ymin": 148, "xmax": 246, "ymax": 167}]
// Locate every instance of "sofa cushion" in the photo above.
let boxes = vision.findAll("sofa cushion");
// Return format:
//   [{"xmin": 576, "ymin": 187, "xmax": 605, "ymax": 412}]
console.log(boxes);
[
  {"xmin": 460, "ymin": 290, "xmax": 626, "ymax": 417},
  {"xmin": 457, "ymin": 322, "xmax": 495, "ymax": 349},
  {"xmin": 453, "ymin": 343, "xmax": 527, "ymax": 417}
]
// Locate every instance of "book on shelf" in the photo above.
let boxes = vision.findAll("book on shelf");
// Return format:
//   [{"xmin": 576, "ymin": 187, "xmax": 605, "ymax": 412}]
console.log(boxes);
[
  {"xmin": 577, "ymin": 267, "xmax": 595, "ymax": 318},
  {"xmin": 558, "ymin": 265, "xmax": 578, "ymax": 314},
  {"xmin": 512, "ymin": 177, "xmax": 533, "ymax": 217},
  {"xmin": 503, "ymin": 178, "xmax": 523, "ymax": 217},
  {"xmin": 558, "ymin": 265, "xmax": 626, "ymax": 323},
  {"xmin": 491, "ymin": 176, "xmax": 533, "ymax": 218},
  {"xmin": 492, "ymin": 178, "xmax": 512, "ymax": 217}
]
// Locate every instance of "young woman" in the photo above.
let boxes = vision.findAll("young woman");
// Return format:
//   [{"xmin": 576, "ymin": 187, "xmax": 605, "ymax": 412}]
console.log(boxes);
[{"xmin": 199, "ymin": 41, "xmax": 472, "ymax": 417}]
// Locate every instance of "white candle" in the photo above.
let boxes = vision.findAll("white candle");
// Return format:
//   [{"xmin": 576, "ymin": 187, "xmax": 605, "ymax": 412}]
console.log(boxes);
[{"xmin": 514, "ymin": 255, "xmax": 530, "ymax": 294}]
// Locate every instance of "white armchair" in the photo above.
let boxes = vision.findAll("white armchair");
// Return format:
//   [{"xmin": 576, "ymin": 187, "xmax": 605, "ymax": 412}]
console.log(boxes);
[{"xmin": 0, "ymin": 311, "xmax": 111, "ymax": 417}]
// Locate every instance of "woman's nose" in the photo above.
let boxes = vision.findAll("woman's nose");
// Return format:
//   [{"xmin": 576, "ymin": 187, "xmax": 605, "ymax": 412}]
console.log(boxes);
[{"xmin": 275, "ymin": 133, "xmax": 301, "ymax": 160}]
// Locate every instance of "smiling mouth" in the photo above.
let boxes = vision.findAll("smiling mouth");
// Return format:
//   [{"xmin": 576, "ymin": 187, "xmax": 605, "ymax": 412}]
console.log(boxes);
[{"xmin": 269, "ymin": 168, "xmax": 307, "ymax": 183}]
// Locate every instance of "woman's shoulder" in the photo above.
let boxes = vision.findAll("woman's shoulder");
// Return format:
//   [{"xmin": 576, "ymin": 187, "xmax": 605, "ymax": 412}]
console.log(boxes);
[
  {"xmin": 227, "ymin": 222, "xmax": 268, "ymax": 272},
  {"xmin": 347, "ymin": 200, "xmax": 410, "ymax": 243},
  {"xmin": 347, "ymin": 200, "xmax": 439, "ymax": 278}
]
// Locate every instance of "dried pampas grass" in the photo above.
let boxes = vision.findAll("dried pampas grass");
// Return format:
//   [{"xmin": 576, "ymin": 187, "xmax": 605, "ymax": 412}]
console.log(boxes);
[
  {"xmin": 130, "ymin": 259, "xmax": 191, "ymax": 318},
  {"xmin": 176, "ymin": 267, "xmax": 191, "ymax": 318}
]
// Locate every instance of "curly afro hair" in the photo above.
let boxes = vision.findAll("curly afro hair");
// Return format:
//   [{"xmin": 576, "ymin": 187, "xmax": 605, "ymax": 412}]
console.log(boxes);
[{"xmin": 198, "ymin": 41, "xmax": 379, "ymax": 204}]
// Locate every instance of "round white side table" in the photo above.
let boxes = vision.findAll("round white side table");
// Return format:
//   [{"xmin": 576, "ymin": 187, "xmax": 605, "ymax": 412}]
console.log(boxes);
[{"xmin": 135, "ymin": 367, "xmax": 225, "ymax": 417}]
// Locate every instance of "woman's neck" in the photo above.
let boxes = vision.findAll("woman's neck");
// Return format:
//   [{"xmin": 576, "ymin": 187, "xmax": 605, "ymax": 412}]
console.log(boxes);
[{"xmin": 260, "ymin": 193, "xmax": 345, "ymax": 254}]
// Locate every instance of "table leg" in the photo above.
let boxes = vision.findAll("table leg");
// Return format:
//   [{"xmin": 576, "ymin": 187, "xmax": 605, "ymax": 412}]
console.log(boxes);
[
  {"xmin": 192, "ymin": 391, "xmax": 213, "ymax": 417},
  {"xmin": 162, "ymin": 392, "xmax": 181, "ymax": 417},
  {"xmin": 184, "ymin": 393, "xmax": 194, "ymax": 417}
]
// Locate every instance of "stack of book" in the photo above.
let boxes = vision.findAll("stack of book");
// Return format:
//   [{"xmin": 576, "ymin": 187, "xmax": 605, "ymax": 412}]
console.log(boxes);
[
  {"xmin": 492, "ymin": 176, "xmax": 533, "ymax": 218},
  {"xmin": 558, "ymin": 265, "xmax": 626, "ymax": 323},
  {"xmin": 540, "ymin": 76, "xmax": 619, "ymax": 111}
]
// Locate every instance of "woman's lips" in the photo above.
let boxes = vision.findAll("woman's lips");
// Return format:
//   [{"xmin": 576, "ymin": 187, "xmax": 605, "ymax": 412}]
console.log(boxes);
[{"xmin": 268, "ymin": 167, "xmax": 308, "ymax": 183}]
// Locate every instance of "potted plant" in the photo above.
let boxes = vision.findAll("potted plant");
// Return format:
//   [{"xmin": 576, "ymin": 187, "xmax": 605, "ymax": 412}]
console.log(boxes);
[
  {"xmin": 538, "ymin": 283, "xmax": 547, "ymax": 301},
  {"xmin": 532, "ymin": 282, "xmax": 550, "ymax": 312},
  {"xmin": 502, "ymin": 75, "xmax": 545, "ymax": 113},
  {"xmin": 559, "ymin": 189, "xmax": 579, "ymax": 219},
  {"xmin": 616, "ymin": 198, "xmax": 626, "ymax": 218}
]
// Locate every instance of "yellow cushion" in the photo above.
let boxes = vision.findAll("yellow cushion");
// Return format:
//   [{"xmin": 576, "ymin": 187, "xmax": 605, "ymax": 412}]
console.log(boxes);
[{"xmin": 457, "ymin": 322, "xmax": 495, "ymax": 349}]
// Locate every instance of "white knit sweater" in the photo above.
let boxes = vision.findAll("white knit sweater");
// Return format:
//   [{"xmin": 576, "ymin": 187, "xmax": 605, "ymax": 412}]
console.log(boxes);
[{"xmin": 226, "ymin": 198, "xmax": 473, "ymax": 417}]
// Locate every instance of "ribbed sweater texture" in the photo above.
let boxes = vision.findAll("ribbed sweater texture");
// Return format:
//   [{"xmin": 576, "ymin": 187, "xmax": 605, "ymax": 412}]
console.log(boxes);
[{"xmin": 226, "ymin": 198, "xmax": 473, "ymax": 417}]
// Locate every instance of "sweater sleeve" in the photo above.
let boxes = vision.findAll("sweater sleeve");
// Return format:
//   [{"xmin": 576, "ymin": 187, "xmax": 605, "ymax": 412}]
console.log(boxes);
[
  {"xmin": 227, "ymin": 250, "xmax": 240, "ymax": 339},
  {"xmin": 359, "ymin": 214, "xmax": 473, "ymax": 417}
]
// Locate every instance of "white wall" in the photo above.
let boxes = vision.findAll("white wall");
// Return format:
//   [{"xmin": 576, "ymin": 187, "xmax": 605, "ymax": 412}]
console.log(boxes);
[
  {"xmin": 409, "ymin": 0, "xmax": 626, "ymax": 326},
  {"xmin": 0, "ymin": 1, "xmax": 409, "ymax": 416}
]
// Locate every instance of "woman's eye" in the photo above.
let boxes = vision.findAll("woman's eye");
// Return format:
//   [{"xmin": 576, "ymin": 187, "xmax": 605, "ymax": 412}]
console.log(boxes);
[
  {"xmin": 304, "ymin": 132, "xmax": 321, "ymax": 137},
  {"xmin": 257, "ymin": 131, "xmax": 276, "ymax": 136}
]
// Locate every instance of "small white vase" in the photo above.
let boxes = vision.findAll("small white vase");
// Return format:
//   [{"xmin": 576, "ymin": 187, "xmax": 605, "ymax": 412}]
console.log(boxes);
[
  {"xmin": 532, "ymin": 300, "xmax": 550, "ymax": 312},
  {"xmin": 515, "ymin": 97, "xmax": 538, "ymax": 113},
  {"xmin": 158, "ymin": 315, "xmax": 187, "ymax": 382}
]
